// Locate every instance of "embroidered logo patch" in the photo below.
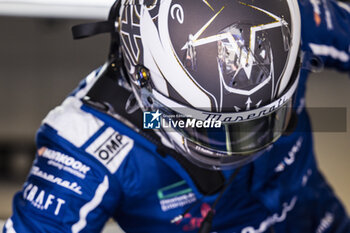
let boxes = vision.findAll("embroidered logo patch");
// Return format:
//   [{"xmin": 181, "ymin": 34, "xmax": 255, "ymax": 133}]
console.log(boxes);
[
  {"xmin": 86, "ymin": 127, "xmax": 133, "ymax": 173},
  {"xmin": 157, "ymin": 180, "xmax": 196, "ymax": 212}
]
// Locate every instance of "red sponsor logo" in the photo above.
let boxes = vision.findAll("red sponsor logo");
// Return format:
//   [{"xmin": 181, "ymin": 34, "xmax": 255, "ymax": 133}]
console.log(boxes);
[{"xmin": 178, "ymin": 203, "xmax": 211, "ymax": 231}]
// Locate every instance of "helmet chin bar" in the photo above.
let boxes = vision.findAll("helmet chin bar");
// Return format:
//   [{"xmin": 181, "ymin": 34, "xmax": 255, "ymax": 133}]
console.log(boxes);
[{"xmin": 183, "ymin": 139, "xmax": 267, "ymax": 170}]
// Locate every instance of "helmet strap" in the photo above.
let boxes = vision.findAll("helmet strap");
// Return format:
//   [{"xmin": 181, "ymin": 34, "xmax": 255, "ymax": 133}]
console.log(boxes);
[{"xmin": 71, "ymin": 0, "xmax": 122, "ymax": 61}]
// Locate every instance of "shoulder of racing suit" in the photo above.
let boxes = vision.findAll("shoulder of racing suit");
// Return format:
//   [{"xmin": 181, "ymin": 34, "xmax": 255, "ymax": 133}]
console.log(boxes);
[
  {"xmin": 299, "ymin": 0, "xmax": 350, "ymax": 72},
  {"xmin": 3, "ymin": 68, "xmax": 159, "ymax": 233}
]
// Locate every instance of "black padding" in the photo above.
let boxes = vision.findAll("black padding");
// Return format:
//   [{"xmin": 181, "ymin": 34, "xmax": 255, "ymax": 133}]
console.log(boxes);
[{"xmin": 157, "ymin": 147, "xmax": 225, "ymax": 195}]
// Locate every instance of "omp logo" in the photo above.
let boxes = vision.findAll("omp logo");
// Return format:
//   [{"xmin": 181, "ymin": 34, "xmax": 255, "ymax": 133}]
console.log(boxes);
[
  {"xmin": 86, "ymin": 127, "xmax": 134, "ymax": 173},
  {"xmin": 38, "ymin": 147, "xmax": 90, "ymax": 179},
  {"xmin": 23, "ymin": 183, "xmax": 66, "ymax": 216},
  {"xmin": 95, "ymin": 133, "xmax": 123, "ymax": 160}
]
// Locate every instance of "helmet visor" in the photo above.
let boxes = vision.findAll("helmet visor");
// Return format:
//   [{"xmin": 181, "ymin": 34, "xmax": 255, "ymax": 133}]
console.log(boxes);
[{"xmin": 159, "ymin": 98, "xmax": 292, "ymax": 155}]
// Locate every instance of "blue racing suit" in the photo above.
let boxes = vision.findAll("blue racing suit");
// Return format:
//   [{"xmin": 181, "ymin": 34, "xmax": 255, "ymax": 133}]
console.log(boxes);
[{"xmin": 3, "ymin": 0, "xmax": 350, "ymax": 232}]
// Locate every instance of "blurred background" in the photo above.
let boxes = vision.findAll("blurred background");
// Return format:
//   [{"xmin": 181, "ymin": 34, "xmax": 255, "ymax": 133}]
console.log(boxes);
[{"xmin": 0, "ymin": 1, "xmax": 349, "ymax": 232}]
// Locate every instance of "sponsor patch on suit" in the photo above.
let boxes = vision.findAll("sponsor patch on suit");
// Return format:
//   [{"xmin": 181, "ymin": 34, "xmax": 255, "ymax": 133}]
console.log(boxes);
[{"xmin": 86, "ymin": 127, "xmax": 133, "ymax": 173}]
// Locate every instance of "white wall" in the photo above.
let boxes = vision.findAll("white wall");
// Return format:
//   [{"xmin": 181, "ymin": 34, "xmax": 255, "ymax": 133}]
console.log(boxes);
[{"xmin": 0, "ymin": 0, "xmax": 115, "ymax": 19}]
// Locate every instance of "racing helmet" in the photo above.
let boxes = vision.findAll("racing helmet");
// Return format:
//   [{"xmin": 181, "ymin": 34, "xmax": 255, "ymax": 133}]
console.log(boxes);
[{"xmin": 118, "ymin": 0, "xmax": 301, "ymax": 170}]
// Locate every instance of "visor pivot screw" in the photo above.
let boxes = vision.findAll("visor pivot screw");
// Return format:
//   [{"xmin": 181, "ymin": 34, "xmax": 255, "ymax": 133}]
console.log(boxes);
[
  {"xmin": 147, "ymin": 96, "xmax": 154, "ymax": 105},
  {"xmin": 135, "ymin": 65, "xmax": 150, "ymax": 87}
]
